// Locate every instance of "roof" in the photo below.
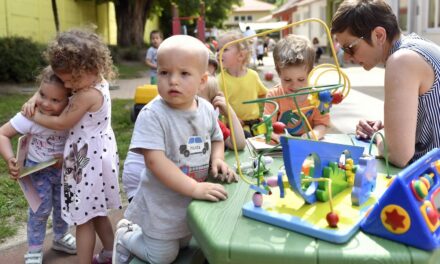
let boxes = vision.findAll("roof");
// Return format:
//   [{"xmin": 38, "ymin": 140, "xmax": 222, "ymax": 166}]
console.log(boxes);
[
  {"xmin": 233, "ymin": 0, "xmax": 276, "ymax": 12},
  {"xmin": 272, "ymin": 0, "xmax": 301, "ymax": 16}
]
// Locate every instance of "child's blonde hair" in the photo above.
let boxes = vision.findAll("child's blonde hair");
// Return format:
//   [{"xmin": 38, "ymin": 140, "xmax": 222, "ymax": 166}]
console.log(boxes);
[
  {"xmin": 219, "ymin": 31, "xmax": 251, "ymax": 67},
  {"xmin": 45, "ymin": 28, "xmax": 117, "ymax": 83},
  {"xmin": 204, "ymin": 75, "xmax": 219, "ymax": 103},
  {"xmin": 273, "ymin": 34, "xmax": 315, "ymax": 73},
  {"xmin": 36, "ymin": 65, "xmax": 64, "ymax": 87}
]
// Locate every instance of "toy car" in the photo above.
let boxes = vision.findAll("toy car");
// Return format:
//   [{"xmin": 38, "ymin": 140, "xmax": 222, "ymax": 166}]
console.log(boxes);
[{"xmin": 131, "ymin": 84, "xmax": 158, "ymax": 122}]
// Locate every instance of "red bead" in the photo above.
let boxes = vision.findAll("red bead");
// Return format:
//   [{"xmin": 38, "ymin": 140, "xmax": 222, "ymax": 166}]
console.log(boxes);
[
  {"xmin": 326, "ymin": 212, "xmax": 339, "ymax": 228},
  {"xmin": 332, "ymin": 92, "xmax": 344, "ymax": 104},
  {"xmin": 273, "ymin": 122, "xmax": 286, "ymax": 134}
]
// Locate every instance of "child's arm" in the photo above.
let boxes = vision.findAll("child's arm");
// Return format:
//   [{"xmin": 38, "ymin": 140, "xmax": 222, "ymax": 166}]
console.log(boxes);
[
  {"xmin": 212, "ymin": 93, "xmax": 246, "ymax": 150},
  {"xmin": 143, "ymin": 149, "xmax": 228, "ymax": 202},
  {"xmin": 145, "ymin": 58, "xmax": 157, "ymax": 70},
  {"xmin": 301, "ymin": 124, "xmax": 327, "ymax": 140},
  {"xmin": 0, "ymin": 122, "xmax": 20, "ymax": 178},
  {"xmin": 145, "ymin": 49, "xmax": 157, "ymax": 69},
  {"xmin": 31, "ymin": 87, "xmax": 101, "ymax": 130},
  {"xmin": 210, "ymin": 141, "xmax": 238, "ymax": 183}
]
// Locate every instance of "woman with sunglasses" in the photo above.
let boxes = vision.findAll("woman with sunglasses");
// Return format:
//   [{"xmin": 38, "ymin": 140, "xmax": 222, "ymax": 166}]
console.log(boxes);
[{"xmin": 331, "ymin": 0, "xmax": 440, "ymax": 168}]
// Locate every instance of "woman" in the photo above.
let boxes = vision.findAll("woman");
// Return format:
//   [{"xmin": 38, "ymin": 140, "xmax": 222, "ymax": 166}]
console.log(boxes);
[{"xmin": 331, "ymin": 0, "xmax": 440, "ymax": 167}]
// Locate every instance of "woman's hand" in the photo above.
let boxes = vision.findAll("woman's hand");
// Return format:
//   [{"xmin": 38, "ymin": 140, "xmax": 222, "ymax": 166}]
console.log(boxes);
[{"xmin": 356, "ymin": 120, "xmax": 384, "ymax": 139}]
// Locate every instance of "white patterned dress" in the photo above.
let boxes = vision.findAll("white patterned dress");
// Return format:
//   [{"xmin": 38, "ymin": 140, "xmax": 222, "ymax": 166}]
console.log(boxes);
[{"xmin": 61, "ymin": 80, "xmax": 121, "ymax": 225}]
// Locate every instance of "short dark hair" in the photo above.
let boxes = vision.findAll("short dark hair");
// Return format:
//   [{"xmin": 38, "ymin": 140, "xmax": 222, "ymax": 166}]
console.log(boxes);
[
  {"xmin": 150, "ymin": 30, "xmax": 163, "ymax": 40},
  {"xmin": 331, "ymin": 0, "xmax": 400, "ymax": 44}
]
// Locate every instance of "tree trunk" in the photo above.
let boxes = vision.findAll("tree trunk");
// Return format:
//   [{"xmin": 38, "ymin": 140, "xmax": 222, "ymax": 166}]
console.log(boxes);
[
  {"xmin": 51, "ymin": 0, "xmax": 60, "ymax": 33},
  {"xmin": 114, "ymin": 0, "xmax": 153, "ymax": 47}
]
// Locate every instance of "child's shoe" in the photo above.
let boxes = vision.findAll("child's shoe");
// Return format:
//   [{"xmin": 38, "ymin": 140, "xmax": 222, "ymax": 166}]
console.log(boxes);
[
  {"xmin": 92, "ymin": 250, "xmax": 112, "ymax": 264},
  {"xmin": 24, "ymin": 251, "xmax": 43, "ymax": 264},
  {"xmin": 52, "ymin": 233, "xmax": 77, "ymax": 254},
  {"xmin": 113, "ymin": 219, "xmax": 137, "ymax": 264}
]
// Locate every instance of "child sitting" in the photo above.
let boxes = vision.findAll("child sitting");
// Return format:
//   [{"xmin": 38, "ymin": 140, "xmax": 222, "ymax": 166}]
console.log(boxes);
[
  {"xmin": 263, "ymin": 34, "xmax": 330, "ymax": 142},
  {"xmin": 0, "ymin": 66, "xmax": 76, "ymax": 264},
  {"xmin": 113, "ymin": 35, "xmax": 237, "ymax": 264},
  {"xmin": 217, "ymin": 31, "xmax": 268, "ymax": 136}
]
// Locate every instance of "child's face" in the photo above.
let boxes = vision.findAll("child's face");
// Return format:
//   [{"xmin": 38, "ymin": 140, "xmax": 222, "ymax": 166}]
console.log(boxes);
[
  {"xmin": 36, "ymin": 82, "xmax": 69, "ymax": 116},
  {"xmin": 278, "ymin": 65, "xmax": 309, "ymax": 100},
  {"xmin": 151, "ymin": 33, "xmax": 162, "ymax": 48},
  {"xmin": 217, "ymin": 39, "xmax": 243, "ymax": 70},
  {"xmin": 157, "ymin": 50, "xmax": 207, "ymax": 110},
  {"xmin": 56, "ymin": 71, "xmax": 98, "ymax": 92}
]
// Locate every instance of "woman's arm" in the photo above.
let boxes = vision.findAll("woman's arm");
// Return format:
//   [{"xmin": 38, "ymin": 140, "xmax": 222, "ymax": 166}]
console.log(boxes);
[
  {"xmin": 383, "ymin": 49, "xmax": 433, "ymax": 167},
  {"xmin": 32, "ymin": 88, "xmax": 102, "ymax": 130}
]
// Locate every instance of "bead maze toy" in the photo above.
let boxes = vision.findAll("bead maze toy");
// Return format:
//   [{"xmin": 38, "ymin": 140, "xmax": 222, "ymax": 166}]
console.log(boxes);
[
  {"xmin": 361, "ymin": 148, "xmax": 440, "ymax": 251},
  {"xmin": 218, "ymin": 18, "xmax": 423, "ymax": 246}
]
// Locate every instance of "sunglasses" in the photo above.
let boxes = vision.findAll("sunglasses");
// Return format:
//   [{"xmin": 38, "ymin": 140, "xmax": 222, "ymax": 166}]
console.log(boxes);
[{"xmin": 341, "ymin": 37, "xmax": 364, "ymax": 56}]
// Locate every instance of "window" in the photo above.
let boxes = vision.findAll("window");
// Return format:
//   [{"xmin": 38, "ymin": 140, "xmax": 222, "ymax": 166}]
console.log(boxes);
[
  {"xmin": 247, "ymin": 15, "xmax": 253, "ymax": 21},
  {"xmin": 241, "ymin": 16, "xmax": 246, "ymax": 21},
  {"xmin": 234, "ymin": 16, "xmax": 239, "ymax": 21},
  {"xmin": 398, "ymin": 0, "xmax": 408, "ymax": 31},
  {"xmin": 428, "ymin": 0, "xmax": 440, "ymax": 29}
]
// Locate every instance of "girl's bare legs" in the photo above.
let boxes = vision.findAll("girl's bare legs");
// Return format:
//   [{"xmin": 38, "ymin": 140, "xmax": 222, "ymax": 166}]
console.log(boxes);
[
  {"xmin": 93, "ymin": 216, "xmax": 114, "ymax": 251},
  {"xmin": 76, "ymin": 220, "xmax": 96, "ymax": 264}
]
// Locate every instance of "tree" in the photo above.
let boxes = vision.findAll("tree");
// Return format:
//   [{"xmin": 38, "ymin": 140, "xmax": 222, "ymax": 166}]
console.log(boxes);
[
  {"xmin": 113, "ymin": 0, "xmax": 158, "ymax": 47},
  {"xmin": 51, "ymin": 0, "xmax": 60, "ymax": 33},
  {"xmin": 158, "ymin": 0, "xmax": 241, "ymax": 38},
  {"xmin": 98, "ymin": 0, "xmax": 240, "ymax": 47}
]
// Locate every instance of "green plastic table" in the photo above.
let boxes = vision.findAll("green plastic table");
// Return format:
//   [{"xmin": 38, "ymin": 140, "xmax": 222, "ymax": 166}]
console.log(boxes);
[{"xmin": 187, "ymin": 134, "xmax": 440, "ymax": 264}]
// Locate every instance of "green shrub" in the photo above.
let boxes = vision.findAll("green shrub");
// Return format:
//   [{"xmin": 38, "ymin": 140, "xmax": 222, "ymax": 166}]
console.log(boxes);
[{"xmin": 0, "ymin": 37, "xmax": 46, "ymax": 83}]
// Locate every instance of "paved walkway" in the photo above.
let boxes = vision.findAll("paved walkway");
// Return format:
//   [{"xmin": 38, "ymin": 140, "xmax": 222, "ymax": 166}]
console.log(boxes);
[{"xmin": 0, "ymin": 54, "xmax": 386, "ymax": 263}]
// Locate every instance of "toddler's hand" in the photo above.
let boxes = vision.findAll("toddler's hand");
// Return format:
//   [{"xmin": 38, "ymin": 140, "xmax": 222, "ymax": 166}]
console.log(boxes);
[
  {"xmin": 212, "ymin": 92, "xmax": 227, "ymax": 114},
  {"xmin": 210, "ymin": 158, "xmax": 238, "ymax": 183},
  {"xmin": 192, "ymin": 182, "xmax": 227, "ymax": 202},
  {"xmin": 7, "ymin": 157, "xmax": 19, "ymax": 179},
  {"xmin": 271, "ymin": 133, "xmax": 280, "ymax": 143},
  {"xmin": 356, "ymin": 120, "xmax": 383, "ymax": 139},
  {"xmin": 21, "ymin": 100, "xmax": 36, "ymax": 118}
]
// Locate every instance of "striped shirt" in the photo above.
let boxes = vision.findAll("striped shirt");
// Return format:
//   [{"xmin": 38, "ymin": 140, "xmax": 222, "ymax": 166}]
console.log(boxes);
[{"xmin": 390, "ymin": 33, "xmax": 440, "ymax": 163}]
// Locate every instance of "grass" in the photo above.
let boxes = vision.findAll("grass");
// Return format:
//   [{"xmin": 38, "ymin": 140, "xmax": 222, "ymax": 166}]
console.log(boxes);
[
  {"xmin": 115, "ymin": 62, "xmax": 149, "ymax": 79},
  {"xmin": 0, "ymin": 94, "xmax": 133, "ymax": 242}
]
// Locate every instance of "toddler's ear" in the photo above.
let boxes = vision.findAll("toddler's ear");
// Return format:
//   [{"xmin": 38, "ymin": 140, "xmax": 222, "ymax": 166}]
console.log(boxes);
[{"xmin": 200, "ymin": 72, "xmax": 208, "ymax": 85}]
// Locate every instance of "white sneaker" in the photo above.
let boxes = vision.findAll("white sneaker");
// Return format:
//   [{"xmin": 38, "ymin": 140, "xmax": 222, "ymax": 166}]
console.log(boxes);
[
  {"xmin": 112, "ymin": 219, "xmax": 137, "ymax": 264},
  {"xmin": 52, "ymin": 233, "xmax": 77, "ymax": 254},
  {"xmin": 24, "ymin": 251, "xmax": 43, "ymax": 264}
]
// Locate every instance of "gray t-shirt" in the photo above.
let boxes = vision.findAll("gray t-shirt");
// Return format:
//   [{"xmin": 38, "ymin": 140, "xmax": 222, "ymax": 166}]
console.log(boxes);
[
  {"xmin": 125, "ymin": 96, "xmax": 222, "ymax": 239},
  {"xmin": 146, "ymin": 46, "xmax": 158, "ymax": 78}
]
